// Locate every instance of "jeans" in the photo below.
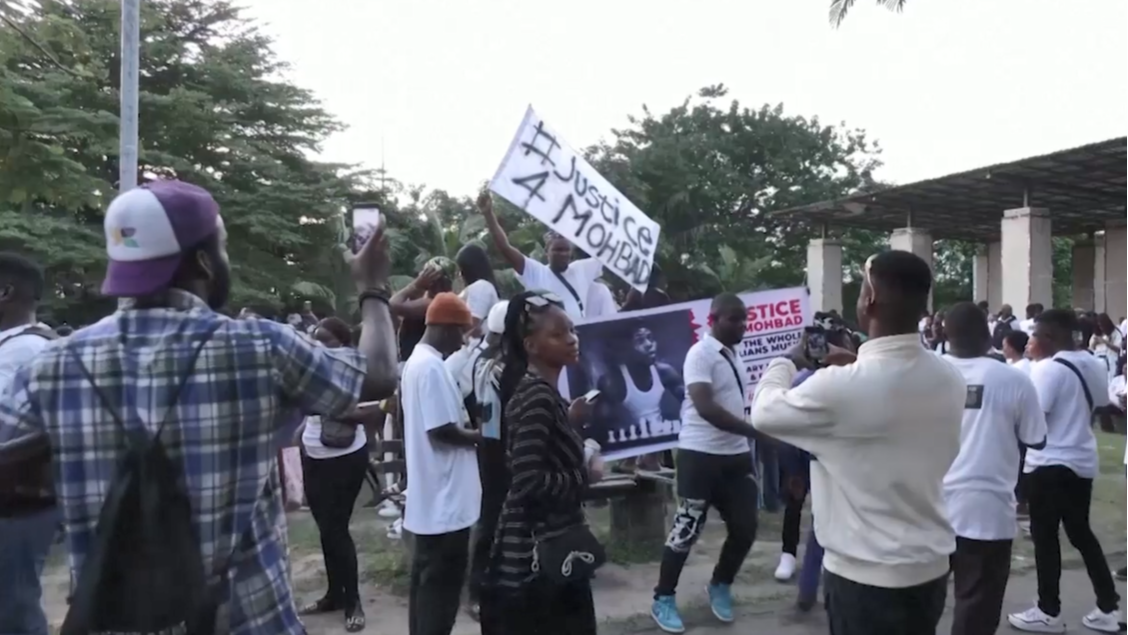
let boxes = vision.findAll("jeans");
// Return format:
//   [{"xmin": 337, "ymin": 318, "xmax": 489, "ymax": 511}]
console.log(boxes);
[
  {"xmin": 655, "ymin": 449, "xmax": 758, "ymax": 597},
  {"xmin": 302, "ymin": 446, "xmax": 368, "ymax": 610},
  {"xmin": 1027, "ymin": 465, "xmax": 1120, "ymax": 615},
  {"xmin": 950, "ymin": 536, "xmax": 1012, "ymax": 635},
  {"xmin": 797, "ymin": 528, "xmax": 825, "ymax": 603},
  {"xmin": 824, "ymin": 570, "xmax": 948, "ymax": 635},
  {"xmin": 409, "ymin": 528, "xmax": 471, "ymax": 635},
  {"xmin": 479, "ymin": 579, "xmax": 596, "ymax": 634},
  {"xmin": 0, "ymin": 507, "xmax": 59, "ymax": 635},
  {"xmin": 755, "ymin": 441, "xmax": 781, "ymax": 512}
]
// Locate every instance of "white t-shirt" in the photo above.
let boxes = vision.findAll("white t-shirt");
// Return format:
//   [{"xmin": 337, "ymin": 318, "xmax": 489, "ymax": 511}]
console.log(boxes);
[
  {"xmin": 678, "ymin": 334, "xmax": 750, "ymax": 455},
  {"xmin": 942, "ymin": 356, "xmax": 1047, "ymax": 541},
  {"xmin": 585, "ymin": 280, "xmax": 619, "ymax": 319},
  {"xmin": 1008, "ymin": 358, "xmax": 1033, "ymax": 374},
  {"xmin": 301, "ymin": 415, "xmax": 367, "ymax": 459},
  {"xmin": 444, "ymin": 339, "xmax": 488, "ymax": 399},
  {"xmin": 1025, "ymin": 350, "xmax": 1110, "ymax": 478},
  {"xmin": 0, "ymin": 323, "xmax": 52, "ymax": 393},
  {"xmin": 400, "ymin": 343, "xmax": 481, "ymax": 535},
  {"xmin": 519, "ymin": 256, "xmax": 604, "ymax": 320},
  {"xmin": 1109, "ymin": 374, "xmax": 1126, "ymax": 413},
  {"xmin": 460, "ymin": 279, "xmax": 499, "ymax": 322},
  {"xmin": 1018, "ymin": 318, "xmax": 1036, "ymax": 336}
]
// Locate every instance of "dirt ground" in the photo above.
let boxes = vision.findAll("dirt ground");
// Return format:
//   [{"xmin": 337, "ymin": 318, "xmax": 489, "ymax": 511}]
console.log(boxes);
[{"xmin": 38, "ymin": 433, "xmax": 1128, "ymax": 635}]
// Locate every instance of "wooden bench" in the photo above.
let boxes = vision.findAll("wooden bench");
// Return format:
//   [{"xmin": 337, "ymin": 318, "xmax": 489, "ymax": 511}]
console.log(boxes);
[{"xmin": 586, "ymin": 468, "xmax": 674, "ymax": 548}]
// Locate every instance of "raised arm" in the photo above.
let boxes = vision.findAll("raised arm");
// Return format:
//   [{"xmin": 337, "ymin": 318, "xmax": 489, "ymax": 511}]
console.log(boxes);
[
  {"xmin": 477, "ymin": 191, "xmax": 526, "ymax": 274},
  {"xmin": 390, "ymin": 265, "xmax": 442, "ymax": 320}
]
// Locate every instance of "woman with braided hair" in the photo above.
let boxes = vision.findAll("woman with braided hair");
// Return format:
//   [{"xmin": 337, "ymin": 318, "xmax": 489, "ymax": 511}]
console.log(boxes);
[{"xmin": 479, "ymin": 291, "xmax": 599, "ymax": 634}]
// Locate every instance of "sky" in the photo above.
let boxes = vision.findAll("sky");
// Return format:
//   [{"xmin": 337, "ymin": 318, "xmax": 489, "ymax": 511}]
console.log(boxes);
[{"xmin": 240, "ymin": 0, "xmax": 1127, "ymax": 199}]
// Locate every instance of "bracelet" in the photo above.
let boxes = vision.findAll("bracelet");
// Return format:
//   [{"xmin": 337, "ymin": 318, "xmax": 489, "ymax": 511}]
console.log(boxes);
[{"xmin": 358, "ymin": 287, "xmax": 391, "ymax": 308}]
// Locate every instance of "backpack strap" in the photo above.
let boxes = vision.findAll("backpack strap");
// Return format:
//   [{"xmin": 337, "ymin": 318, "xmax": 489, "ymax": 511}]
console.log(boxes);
[
  {"xmin": 1053, "ymin": 358, "xmax": 1095, "ymax": 413},
  {"xmin": 67, "ymin": 323, "xmax": 223, "ymax": 447},
  {"xmin": 551, "ymin": 270, "xmax": 584, "ymax": 314}
]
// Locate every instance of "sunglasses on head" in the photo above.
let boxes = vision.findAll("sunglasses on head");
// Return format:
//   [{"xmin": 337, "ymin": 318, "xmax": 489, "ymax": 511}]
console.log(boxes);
[{"xmin": 524, "ymin": 292, "xmax": 564, "ymax": 308}]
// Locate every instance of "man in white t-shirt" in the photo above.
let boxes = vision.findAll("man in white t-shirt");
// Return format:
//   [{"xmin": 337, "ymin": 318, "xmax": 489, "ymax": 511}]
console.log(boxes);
[
  {"xmin": 0, "ymin": 253, "xmax": 58, "ymax": 635},
  {"xmin": 585, "ymin": 278, "xmax": 619, "ymax": 319},
  {"xmin": 1018, "ymin": 302, "xmax": 1042, "ymax": 336},
  {"xmin": 1008, "ymin": 309, "xmax": 1121, "ymax": 633},
  {"xmin": 650, "ymin": 293, "xmax": 759, "ymax": 633},
  {"xmin": 941, "ymin": 303, "xmax": 1047, "ymax": 635},
  {"xmin": 400, "ymin": 293, "xmax": 481, "ymax": 635},
  {"xmin": 478, "ymin": 192, "xmax": 602, "ymax": 320}
]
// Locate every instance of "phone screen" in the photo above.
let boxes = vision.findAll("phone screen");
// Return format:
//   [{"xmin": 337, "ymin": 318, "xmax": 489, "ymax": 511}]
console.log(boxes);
[
  {"xmin": 352, "ymin": 205, "xmax": 382, "ymax": 254},
  {"xmin": 805, "ymin": 330, "xmax": 828, "ymax": 362},
  {"xmin": 582, "ymin": 389, "xmax": 602, "ymax": 403}
]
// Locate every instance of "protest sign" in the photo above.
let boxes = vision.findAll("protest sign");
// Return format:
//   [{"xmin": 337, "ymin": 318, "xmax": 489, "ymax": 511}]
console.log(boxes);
[
  {"xmin": 562, "ymin": 287, "xmax": 811, "ymax": 460},
  {"xmin": 489, "ymin": 106, "xmax": 661, "ymax": 291}
]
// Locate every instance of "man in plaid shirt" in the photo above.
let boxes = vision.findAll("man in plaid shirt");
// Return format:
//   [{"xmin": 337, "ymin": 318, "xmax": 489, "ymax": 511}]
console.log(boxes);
[{"xmin": 0, "ymin": 181, "xmax": 398, "ymax": 634}]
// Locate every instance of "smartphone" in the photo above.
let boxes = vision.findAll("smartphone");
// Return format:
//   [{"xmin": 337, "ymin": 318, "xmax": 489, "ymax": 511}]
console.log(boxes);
[
  {"xmin": 351, "ymin": 204, "xmax": 382, "ymax": 254},
  {"xmin": 582, "ymin": 389, "xmax": 602, "ymax": 403},
  {"xmin": 804, "ymin": 327, "xmax": 828, "ymax": 363}
]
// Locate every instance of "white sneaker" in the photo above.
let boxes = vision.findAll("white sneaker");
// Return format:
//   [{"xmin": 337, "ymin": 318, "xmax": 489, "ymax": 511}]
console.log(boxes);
[
  {"xmin": 377, "ymin": 501, "xmax": 401, "ymax": 519},
  {"xmin": 1081, "ymin": 607, "xmax": 1122, "ymax": 633},
  {"xmin": 774, "ymin": 553, "xmax": 797, "ymax": 581},
  {"xmin": 386, "ymin": 518, "xmax": 403, "ymax": 540},
  {"xmin": 1008, "ymin": 606, "xmax": 1065, "ymax": 633}
]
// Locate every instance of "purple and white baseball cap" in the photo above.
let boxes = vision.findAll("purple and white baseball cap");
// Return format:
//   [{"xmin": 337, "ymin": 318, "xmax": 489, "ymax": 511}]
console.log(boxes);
[{"xmin": 102, "ymin": 180, "xmax": 222, "ymax": 297}]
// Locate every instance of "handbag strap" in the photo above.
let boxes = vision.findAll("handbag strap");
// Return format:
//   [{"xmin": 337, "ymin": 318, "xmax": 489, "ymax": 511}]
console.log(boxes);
[
  {"xmin": 1054, "ymin": 358, "xmax": 1095, "ymax": 413},
  {"xmin": 552, "ymin": 270, "xmax": 584, "ymax": 313}
]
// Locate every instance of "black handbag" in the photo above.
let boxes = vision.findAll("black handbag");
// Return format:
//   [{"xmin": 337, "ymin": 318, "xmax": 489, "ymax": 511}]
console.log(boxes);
[
  {"xmin": 318, "ymin": 417, "xmax": 358, "ymax": 449},
  {"xmin": 532, "ymin": 524, "xmax": 607, "ymax": 585}
]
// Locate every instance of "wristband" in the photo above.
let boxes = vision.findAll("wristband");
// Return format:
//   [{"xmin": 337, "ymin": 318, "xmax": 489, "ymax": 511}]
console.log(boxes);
[{"xmin": 358, "ymin": 287, "xmax": 391, "ymax": 308}]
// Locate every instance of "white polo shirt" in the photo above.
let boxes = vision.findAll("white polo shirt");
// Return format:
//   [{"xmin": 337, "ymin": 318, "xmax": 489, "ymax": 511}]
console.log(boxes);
[
  {"xmin": 400, "ymin": 343, "xmax": 481, "ymax": 535},
  {"xmin": 1024, "ymin": 350, "xmax": 1110, "ymax": 478},
  {"xmin": 942, "ymin": 356, "xmax": 1047, "ymax": 540},
  {"xmin": 519, "ymin": 256, "xmax": 603, "ymax": 320},
  {"xmin": 678, "ymin": 334, "xmax": 750, "ymax": 455}
]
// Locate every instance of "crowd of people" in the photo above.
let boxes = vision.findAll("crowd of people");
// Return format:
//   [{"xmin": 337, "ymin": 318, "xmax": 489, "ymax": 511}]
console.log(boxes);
[{"xmin": 0, "ymin": 176, "xmax": 1124, "ymax": 635}]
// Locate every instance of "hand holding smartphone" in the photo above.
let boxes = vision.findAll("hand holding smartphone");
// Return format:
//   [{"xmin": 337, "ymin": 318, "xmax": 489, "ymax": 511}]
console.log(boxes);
[{"xmin": 351, "ymin": 204, "xmax": 382, "ymax": 254}]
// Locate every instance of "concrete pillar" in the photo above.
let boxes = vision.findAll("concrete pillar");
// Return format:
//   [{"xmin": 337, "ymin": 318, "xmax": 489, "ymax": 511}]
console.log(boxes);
[
  {"xmin": 987, "ymin": 241, "xmax": 1003, "ymax": 311},
  {"xmin": 1000, "ymin": 207, "xmax": 1052, "ymax": 311},
  {"xmin": 973, "ymin": 246, "xmax": 989, "ymax": 304},
  {"xmin": 889, "ymin": 227, "xmax": 933, "ymax": 310},
  {"xmin": 806, "ymin": 238, "xmax": 843, "ymax": 314},
  {"xmin": 1104, "ymin": 223, "xmax": 1127, "ymax": 321},
  {"xmin": 1094, "ymin": 232, "xmax": 1107, "ymax": 312},
  {"xmin": 1071, "ymin": 240, "xmax": 1096, "ymax": 311}
]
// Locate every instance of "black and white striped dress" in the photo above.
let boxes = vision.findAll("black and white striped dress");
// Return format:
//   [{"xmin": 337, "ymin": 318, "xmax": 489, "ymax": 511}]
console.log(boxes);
[{"xmin": 489, "ymin": 373, "xmax": 589, "ymax": 591}]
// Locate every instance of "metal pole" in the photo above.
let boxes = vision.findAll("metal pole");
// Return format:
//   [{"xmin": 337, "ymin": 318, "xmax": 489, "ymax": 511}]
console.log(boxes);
[{"xmin": 119, "ymin": 0, "xmax": 140, "ymax": 191}]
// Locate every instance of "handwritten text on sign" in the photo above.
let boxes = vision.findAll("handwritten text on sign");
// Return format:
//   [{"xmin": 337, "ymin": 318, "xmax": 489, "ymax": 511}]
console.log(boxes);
[{"xmin": 490, "ymin": 107, "xmax": 661, "ymax": 291}]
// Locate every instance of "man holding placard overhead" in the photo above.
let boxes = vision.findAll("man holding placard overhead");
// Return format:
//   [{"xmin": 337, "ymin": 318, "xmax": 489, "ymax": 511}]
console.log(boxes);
[{"xmin": 478, "ymin": 192, "xmax": 603, "ymax": 321}]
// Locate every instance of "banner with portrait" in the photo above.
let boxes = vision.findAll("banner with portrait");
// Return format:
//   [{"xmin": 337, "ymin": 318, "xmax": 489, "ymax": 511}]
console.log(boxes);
[{"xmin": 562, "ymin": 287, "xmax": 811, "ymax": 461}]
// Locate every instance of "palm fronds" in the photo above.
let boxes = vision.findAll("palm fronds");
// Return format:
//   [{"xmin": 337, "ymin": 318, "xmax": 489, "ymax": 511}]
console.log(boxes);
[{"xmin": 829, "ymin": 0, "xmax": 907, "ymax": 28}]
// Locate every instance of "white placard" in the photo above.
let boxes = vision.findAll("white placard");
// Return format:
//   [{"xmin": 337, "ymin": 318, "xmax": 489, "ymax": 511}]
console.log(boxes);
[{"xmin": 489, "ymin": 106, "xmax": 661, "ymax": 291}]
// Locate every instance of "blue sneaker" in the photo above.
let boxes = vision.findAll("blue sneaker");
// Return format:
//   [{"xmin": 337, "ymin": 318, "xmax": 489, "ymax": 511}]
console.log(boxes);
[
  {"xmin": 707, "ymin": 583, "xmax": 734, "ymax": 623},
  {"xmin": 650, "ymin": 595, "xmax": 685, "ymax": 633}
]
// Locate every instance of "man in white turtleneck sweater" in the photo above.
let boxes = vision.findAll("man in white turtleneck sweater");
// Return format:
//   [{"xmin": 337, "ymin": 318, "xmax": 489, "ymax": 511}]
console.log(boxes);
[{"xmin": 750, "ymin": 251, "xmax": 965, "ymax": 635}]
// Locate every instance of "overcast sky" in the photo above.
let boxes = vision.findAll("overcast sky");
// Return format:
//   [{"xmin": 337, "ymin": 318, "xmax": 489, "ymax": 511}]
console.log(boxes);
[{"xmin": 241, "ymin": 0, "xmax": 1126, "ymax": 198}]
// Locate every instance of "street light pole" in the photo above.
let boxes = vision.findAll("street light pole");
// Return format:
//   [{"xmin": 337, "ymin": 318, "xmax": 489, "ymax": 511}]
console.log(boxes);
[{"xmin": 119, "ymin": 0, "xmax": 140, "ymax": 191}]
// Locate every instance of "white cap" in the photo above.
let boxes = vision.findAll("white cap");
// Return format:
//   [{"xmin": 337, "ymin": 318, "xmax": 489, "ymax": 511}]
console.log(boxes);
[{"xmin": 486, "ymin": 301, "xmax": 510, "ymax": 334}]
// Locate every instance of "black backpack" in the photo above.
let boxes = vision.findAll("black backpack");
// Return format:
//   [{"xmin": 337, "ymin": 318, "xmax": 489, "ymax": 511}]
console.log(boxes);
[{"xmin": 61, "ymin": 325, "xmax": 225, "ymax": 635}]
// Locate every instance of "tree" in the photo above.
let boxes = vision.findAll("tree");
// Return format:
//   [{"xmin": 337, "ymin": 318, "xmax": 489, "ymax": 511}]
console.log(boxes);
[
  {"xmin": 829, "ymin": 0, "xmax": 907, "ymax": 28},
  {"xmin": 0, "ymin": 0, "xmax": 360, "ymax": 322},
  {"xmin": 585, "ymin": 84, "xmax": 885, "ymax": 302}
]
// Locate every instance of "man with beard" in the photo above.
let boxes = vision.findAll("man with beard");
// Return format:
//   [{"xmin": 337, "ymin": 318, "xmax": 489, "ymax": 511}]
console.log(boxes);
[{"xmin": 0, "ymin": 180, "xmax": 399, "ymax": 635}]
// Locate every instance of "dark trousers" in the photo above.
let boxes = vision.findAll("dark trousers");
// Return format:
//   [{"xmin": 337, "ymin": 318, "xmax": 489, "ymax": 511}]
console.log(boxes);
[
  {"xmin": 479, "ymin": 579, "xmax": 596, "ymax": 634},
  {"xmin": 654, "ymin": 449, "xmax": 758, "ymax": 597},
  {"xmin": 1027, "ymin": 465, "xmax": 1120, "ymax": 615},
  {"xmin": 781, "ymin": 487, "xmax": 805, "ymax": 556},
  {"xmin": 950, "ymin": 536, "xmax": 1012, "ymax": 635},
  {"xmin": 409, "ymin": 528, "xmax": 471, "ymax": 635},
  {"xmin": 824, "ymin": 570, "xmax": 948, "ymax": 635},
  {"xmin": 302, "ymin": 447, "xmax": 368, "ymax": 609},
  {"xmin": 469, "ymin": 440, "xmax": 509, "ymax": 604}
]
